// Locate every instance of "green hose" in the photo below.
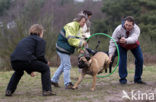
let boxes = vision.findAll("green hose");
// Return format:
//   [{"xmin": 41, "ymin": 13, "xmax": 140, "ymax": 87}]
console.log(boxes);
[{"xmin": 86, "ymin": 33, "xmax": 120, "ymax": 78}]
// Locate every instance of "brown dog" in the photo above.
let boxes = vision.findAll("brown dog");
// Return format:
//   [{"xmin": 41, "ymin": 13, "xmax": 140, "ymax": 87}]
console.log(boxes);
[{"xmin": 73, "ymin": 52, "xmax": 110, "ymax": 91}]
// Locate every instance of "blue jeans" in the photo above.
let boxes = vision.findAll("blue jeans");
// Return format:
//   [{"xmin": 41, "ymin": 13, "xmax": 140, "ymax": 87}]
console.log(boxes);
[
  {"xmin": 51, "ymin": 51, "xmax": 71, "ymax": 86},
  {"xmin": 118, "ymin": 45, "xmax": 143, "ymax": 82}
]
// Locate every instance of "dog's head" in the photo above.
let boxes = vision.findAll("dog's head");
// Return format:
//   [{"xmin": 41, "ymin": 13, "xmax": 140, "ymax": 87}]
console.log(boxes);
[{"xmin": 78, "ymin": 56, "xmax": 90, "ymax": 69}]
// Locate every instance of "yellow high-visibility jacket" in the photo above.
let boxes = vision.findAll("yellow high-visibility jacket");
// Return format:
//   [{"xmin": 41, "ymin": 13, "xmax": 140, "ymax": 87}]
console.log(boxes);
[{"xmin": 56, "ymin": 21, "xmax": 85, "ymax": 54}]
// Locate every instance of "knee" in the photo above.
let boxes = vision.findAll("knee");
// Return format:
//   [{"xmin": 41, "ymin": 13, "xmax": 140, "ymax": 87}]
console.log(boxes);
[
  {"xmin": 139, "ymin": 57, "xmax": 144, "ymax": 64},
  {"xmin": 42, "ymin": 64, "xmax": 50, "ymax": 73},
  {"xmin": 63, "ymin": 63, "xmax": 71, "ymax": 70},
  {"xmin": 15, "ymin": 71, "xmax": 24, "ymax": 76},
  {"xmin": 136, "ymin": 56, "xmax": 144, "ymax": 65}
]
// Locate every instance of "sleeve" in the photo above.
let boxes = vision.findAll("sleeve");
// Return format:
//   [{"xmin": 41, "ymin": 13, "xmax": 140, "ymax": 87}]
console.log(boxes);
[
  {"xmin": 82, "ymin": 24, "xmax": 91, "ymax": 38},
  {"xmin": 36, "ymin": 39, "xmax": 48, "ymax": 64},
  {"xmin": 109, "ymin": 26, "xmax": 120, "ymax": 56},
  {"xmin": 65, "ymin": 26, "xmax": 85, "ymax": 48},
  {"xmin": 125, "ymin": 25, "xmax": 140, "ymax": 44}
]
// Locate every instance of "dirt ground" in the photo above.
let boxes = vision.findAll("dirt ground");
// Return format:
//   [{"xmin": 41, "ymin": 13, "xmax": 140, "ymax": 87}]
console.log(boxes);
[{"xmin": 0, "ymin": 65, "xmax": 156, "ymax": 102}]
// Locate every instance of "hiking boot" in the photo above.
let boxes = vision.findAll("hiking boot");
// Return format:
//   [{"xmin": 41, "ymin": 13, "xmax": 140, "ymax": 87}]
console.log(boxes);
[
  {"xmin": 65, "ymin": 82, "xmax": 73, "ymax": 89},
  {"xmin": 5, "ymin": 90, "xmax": 12, "ymax": 96},
  {"xmin": 134, "ymin": 80, "xmax": 146, "ymax": 84},
  {"xmin": 119, "ymin": 79, "xmax": 127, "ymax": 85},
  {"xmin": 42, "ymin": 91, "xmax": 56, "ymax": 96},
  {"xmin": 51, "ymin": 81, "xmax": 60, "ymax": 87}
]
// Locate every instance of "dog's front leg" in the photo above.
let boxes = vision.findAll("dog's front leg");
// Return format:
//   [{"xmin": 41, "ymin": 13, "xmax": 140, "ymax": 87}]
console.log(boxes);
[
  {"xmin": 73, "ymin": 73, "xmax": 85, "ymax": 89},
  {"xmin": 91, "ymin": 74, "xmax": 97, "ymax": 91}
]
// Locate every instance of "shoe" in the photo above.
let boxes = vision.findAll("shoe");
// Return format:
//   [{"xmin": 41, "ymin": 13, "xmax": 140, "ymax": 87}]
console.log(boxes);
[
  {"xmin": 134, "ymin": 80, "xmax": 146, "ymax": 84},
  {"xmin": 65, "ymin": 82, "xmax": 73, "ymax": 89},
  {"xmin": 119, "ymin": 79, "xmax": 127, "ymax": 85},
  {"xmin": 51, "ymin": 81, "xmax": 60, "ymax": 87},
  {"xmin": 42, "ymin": 91, "xmax": 56, "ymax": 96},
  {"xmin": 5, "ymin": 90, "xmax": 12, "ymax": 96}
]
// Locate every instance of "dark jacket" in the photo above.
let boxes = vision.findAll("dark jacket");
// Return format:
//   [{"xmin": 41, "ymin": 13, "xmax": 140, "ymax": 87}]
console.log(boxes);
[{"xmin": 11, "ymin": 34, "xmax": 47, "ymax": 64}]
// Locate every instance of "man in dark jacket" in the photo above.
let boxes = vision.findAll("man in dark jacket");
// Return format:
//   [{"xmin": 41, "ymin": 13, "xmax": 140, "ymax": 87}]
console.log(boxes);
[{"xmin": 5, "ymin": 24, "xmax": 55, "ymax": 96}]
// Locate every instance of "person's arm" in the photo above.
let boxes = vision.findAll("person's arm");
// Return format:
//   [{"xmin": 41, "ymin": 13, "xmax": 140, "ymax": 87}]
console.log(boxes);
[
  {"xmin": 125, "ymin": 24, "xmax": 140, "ymax": 44},
  {"xmin": 65, "ymin": 25, "xmax": 85, "ymax": 48},
  {"xmin": 82, "ymin": 24, "xmax": 91, "ymax": 38},
  {"xmin": 109, "ymin": 25, "xmax": 121, "ymax": 60},
  {"xmin": 36, "ymin": 39, "xmax": 48, "ymax": 64}
]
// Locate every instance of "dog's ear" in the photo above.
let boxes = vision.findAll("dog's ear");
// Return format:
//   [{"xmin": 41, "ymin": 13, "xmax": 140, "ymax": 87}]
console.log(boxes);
[
  {"xmin": 82, "ymin": 57, "xmax": 88, "ymax": 62},
  {"xmin": 79, "ymin": 57, "xmax": 83, "ymax": 61},
  {"xmin": 79, "ymin": 57, "xmax": 85, "ymax": 61}
]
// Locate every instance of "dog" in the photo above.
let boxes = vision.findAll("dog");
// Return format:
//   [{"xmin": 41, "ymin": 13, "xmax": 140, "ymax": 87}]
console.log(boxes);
[
  {"xmin": 85, "ymin": 48, "xmax": 118, "ymax": 74},
  {"xmin": 73, "ymin": 52, "xmax": 110, "ymax": 91}
]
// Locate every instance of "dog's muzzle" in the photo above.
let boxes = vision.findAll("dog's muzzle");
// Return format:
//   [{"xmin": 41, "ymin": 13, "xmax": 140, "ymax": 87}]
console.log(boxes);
[
  {"xmin": 78, "ymin": 50, "xmax": 91, "ymax": 69},
  {"xmin": 78, "ymin": 60, "xmax": 87, "ymax": 68},
  {"xmin": 78, "ymin": 57, "xmax": 90, "ymax": 69}
]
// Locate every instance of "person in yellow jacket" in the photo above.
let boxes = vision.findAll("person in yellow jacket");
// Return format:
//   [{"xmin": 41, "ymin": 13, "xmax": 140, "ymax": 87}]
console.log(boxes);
[{"xmin": 51, "ymin": 15, "xmax": 87, "ymax": 89}]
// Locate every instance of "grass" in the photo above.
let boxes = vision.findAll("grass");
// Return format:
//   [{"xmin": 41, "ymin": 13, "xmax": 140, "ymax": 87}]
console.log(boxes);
[{"xmin": 0, "ymin": 65, "xmax": 156, "ymax": 102}]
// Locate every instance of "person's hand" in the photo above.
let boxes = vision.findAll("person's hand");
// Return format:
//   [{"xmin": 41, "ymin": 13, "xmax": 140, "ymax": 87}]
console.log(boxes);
[
  {"xmin": 83, "ymin": 41, "xmax": 87, "ymax": 47},
  {"xmin": 48, "ymin": 61, "xmax": 50, "ymax": 66},
  {"xmin": 30, "ymin": 72, "xmax": 36, "ymax": 77},
  {"xmin": 79, "ymin": 49, "xmax": 85, "ymax": 54},
  {"xmin": 119, "ymin": 37, "xmax": 126, "ymax": 44}
]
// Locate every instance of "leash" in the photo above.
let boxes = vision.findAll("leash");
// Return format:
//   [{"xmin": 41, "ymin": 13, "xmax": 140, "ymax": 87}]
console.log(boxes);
[{"xmin": 94, "ymin": 40, "xmax": 100, "ymax": 51}]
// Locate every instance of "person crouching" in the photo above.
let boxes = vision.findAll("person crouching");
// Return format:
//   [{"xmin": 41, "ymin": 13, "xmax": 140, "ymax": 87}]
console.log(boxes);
[{"xmin": 5, "ymin": 24, "xmax": 56, "ymax": 96}]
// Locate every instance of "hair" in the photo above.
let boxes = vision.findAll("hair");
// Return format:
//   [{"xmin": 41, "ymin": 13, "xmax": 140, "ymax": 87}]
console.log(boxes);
[
  {"xmin": 83, "ymin": 10, "xmax": 92, "ymax": 16},
  {"xmin": 73, "ymin": 15, "xmax": 87, "ymax": 22},
  {"xmin": 125, "ymin": 16, "xmax": 135, "ymax": 25},
  {"xmin": 29, "ymin": 24, "xmax": 44, "ymax": 36}
]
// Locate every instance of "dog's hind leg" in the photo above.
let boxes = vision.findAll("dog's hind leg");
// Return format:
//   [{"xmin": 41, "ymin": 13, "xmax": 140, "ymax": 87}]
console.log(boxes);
[
  {"xmin": 109, "ymin": 58, "xmax": 114, "ymax": 73},
  {"xmin": 72, "ymin": 73, "xmax": 85, "ymax": 90},
  {"xmin": 91, "ymin": 74, "xmax": 97, "ymax": 91},
  {"xmin": 105, "ymin": 68, "xmax": 107, "ymax": 73}
]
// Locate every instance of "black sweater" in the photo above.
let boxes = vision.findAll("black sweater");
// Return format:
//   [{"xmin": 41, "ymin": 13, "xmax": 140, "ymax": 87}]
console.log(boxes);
[{"xmin": 11, "ymin": 34, "xmax": 47, "ymax": 64}]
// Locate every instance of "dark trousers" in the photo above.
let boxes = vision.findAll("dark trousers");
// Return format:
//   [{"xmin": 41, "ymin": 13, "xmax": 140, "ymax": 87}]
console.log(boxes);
[
  {"xmin": 6, "ymin": 60, "xmax": 52, "ymax": 93},
  {"xmin": 118, "ymin": 45, "xmax": 143, "ymax": 82}
]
